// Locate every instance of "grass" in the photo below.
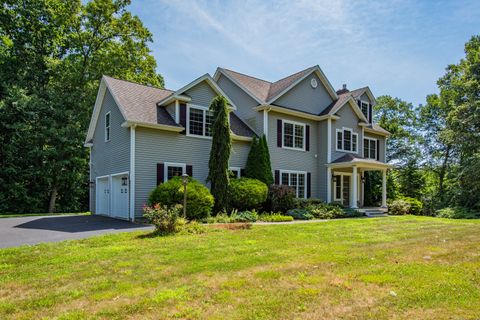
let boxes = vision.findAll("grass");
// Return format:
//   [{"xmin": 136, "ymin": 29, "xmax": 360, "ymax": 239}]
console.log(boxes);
[
  {"xmin": 0, "ymin": 216, "xmax": 479, "ymax": 319},
  {"xmin": 0, "ymin": 212, "xmax": 90, "ymax": 219}
]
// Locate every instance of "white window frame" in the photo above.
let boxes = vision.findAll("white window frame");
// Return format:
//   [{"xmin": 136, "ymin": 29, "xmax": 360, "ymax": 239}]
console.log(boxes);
[
  {"xmin": 229, "ymin": 166, "xmax": 241, "ymax": 178},
  {"xmin": 164, "ymin": 162, "xmax": 186, "ymax": 182},
  {"xmin": 335, "ymin": 127, "xmax": 358, "ymax": 154},
  {"xmin": 360, "ymin": 100, "xmax": 370, "ymax": 121},
  {"xmin": 279, "ymin": 169, "xmax": 307, "ymax": 199},
  {"xmin": 364, "ymin": 136, "xmax": 377, "ymax": 159},
  {"xmin": 186, "ymin": 104, "xmax": 213, "ymax": 139},
  {"xmin": 282, "ymin": 119, "xmax": 306, "ymax": 151},
  {"xmin": 105, "ymin": 112, "xmax": 111, "ymax": 142}
]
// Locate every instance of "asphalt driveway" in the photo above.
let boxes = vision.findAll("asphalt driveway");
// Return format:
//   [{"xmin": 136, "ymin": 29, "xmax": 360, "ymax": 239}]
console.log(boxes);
[{"xmin": 0, "ymin": 215, "xmax": 153, "ymax": 248}]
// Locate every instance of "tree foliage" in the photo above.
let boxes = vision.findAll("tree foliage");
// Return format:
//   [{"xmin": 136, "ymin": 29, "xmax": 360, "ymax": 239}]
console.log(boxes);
[
  {"xmin": 244, "ymin": 135, "xmax": 274, "ymax": 185},
  {"xmin": 207, "ymin": 96, "xmax": 232, "ymax": 212},
  {"xmin": 0, "ymin": 0, "xmax": 163, "ymax": 213}
]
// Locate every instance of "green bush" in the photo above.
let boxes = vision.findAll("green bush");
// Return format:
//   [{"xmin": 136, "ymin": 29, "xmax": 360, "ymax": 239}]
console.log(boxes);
[
  {"xmin": 205, "ymin": 213, "xmax": 232, "ymax": 224},
  {"xmin": 265, "ymin": 185, "xmax": 296, "ymax": 213},
  {"xmin": 231, "ymin": 210, "xmax": 258, "ymax": 222},
  {"xmin": 436, "ymin": 207, "xmax": 480, "ymax": 219},
  {"xmin": 342, "ymin": 207, "xmax": 364, "ymax": 218},
  {"xmin": 228, "ymin": 178, "xmax": 268, "ymax": 211},
  {"xmin": 148, "ymin": 177, "xmax": 214, "ymax": 220},
  {"xmin": 399, "ymin": 196, "xmax": 423, "ymax": 215},
  {"xmin": 295, "ymin": 198, "xmax": 324, "ymax": 209},
  {"xmin": 258, "ymin": 212, "xmax": 294, "ymax": 222},
  {"xmin": 286, "ymin": 208, "xmax": 314, "ymax": 220},
  {"xmin": 388, "ymin": 199, "xmax": 410, "ymax": 215},
  {"xmin": 143, "ymin": 204, "xmax": 183, "ymax": 235},
  {"xmin": 306, "ymin": 203, "xmax": 345, "ymax": 219}
]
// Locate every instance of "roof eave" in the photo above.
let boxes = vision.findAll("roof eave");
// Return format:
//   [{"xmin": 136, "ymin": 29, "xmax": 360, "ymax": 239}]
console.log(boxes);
[
  {"xmin": 157, "ymin": 94, "xmax": 192, "ymax": 106},
  {"xmin": 327, "ymin": 160, "xmax": 393, "ymax": 169},
  {"xmin": 254, "ymin": 104, "xmax": 339, "ymax": 121},
  {"xmin": 121, "ymin": 120, "xmax": 184, "ymax": 132},
  {"xmin": 231, "ymin": 133, "xmax": 253, "ymax": 142},
  {"xmin": 364, "ymin": 127, "xmax": 391, "ymax": 137}
]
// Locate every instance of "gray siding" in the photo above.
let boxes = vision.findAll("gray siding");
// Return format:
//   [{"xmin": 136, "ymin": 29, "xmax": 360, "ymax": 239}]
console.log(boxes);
[
  {"xmin": 185, "ymin": 80, "xmax": 218, "ymax": 107},
  {"xmin": 331, "ymin": 103, "xmax": 363, "ymax": 162},
  {"xmin": 267, "ymin": 111, "xmax": 321, "ymax": 199},
  {"xmin": 134, "ymin": 128, "xmax": 250, "ymax": 217},
  {"xmin": 359, "ymin": 93, "xmax": 371, "ymax": 103},
  {"xmin": 165, "ymin": 102, "xmax": 176, "ymax": 122},
  {"xmin": 274, "ymin": 73, "xmax": 333, "ymax": 115},
  {"xmin": 317, "ymin": 120, "xmax": 329, "ymax": 200},
  {"xmin": 363, "ymin": 132, "xmax": 386, "ymax": 162},
  {"xmin": 216, "ymin": 74, "xmax": 263, "ymax": 135},
  {"xmin": 90, "ymin": 90, "xmax": 131, "ymax": 213}
]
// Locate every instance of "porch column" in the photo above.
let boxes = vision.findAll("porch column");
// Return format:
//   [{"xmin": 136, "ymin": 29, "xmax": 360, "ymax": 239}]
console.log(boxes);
[
  {"xmin": 326, "ymin": 167, "xmax": 332, "ymax": 203},
  {"xmin": 381, "ymin": 169, "xmax": 387, "ymax": 208},
  {"xmin": 351, "ymin": 166, "xmax": 358, "ymax": 208},
  {"xmin": 360, "ymin": 169, "xmax": 364, "ymax": 207}
]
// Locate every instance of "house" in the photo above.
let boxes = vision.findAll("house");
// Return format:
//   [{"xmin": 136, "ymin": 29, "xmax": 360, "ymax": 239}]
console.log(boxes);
[{"xmin": 85, "ymin": 65, "xmax": 391, "ymax": 220}]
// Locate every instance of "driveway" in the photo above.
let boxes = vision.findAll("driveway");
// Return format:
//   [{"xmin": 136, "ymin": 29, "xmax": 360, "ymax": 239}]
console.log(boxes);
[{"xmin": 0, "ymin": 215, "xmax": 153, "ymax": 249}]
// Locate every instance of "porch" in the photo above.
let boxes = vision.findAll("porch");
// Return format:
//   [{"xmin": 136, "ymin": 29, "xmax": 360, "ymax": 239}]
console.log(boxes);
[{"xmin": 326, "ymin": 154, "xmax": 393, "ymax": 209}]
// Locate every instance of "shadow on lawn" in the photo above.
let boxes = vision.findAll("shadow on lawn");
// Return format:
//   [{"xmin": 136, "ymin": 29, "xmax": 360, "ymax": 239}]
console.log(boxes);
[{"xmin": 14, "ymin": 215, "xmax": 148, "ymax": 233}]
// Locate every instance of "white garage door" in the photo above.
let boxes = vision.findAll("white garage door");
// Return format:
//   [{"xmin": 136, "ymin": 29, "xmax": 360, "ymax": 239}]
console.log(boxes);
[
  {"xmin": 96, "ymin": 177, "xmax": 110, "ymax": 215},
  {"xmin": 111, "ymin": 173, "xmax": 129, "ymax": 219}
]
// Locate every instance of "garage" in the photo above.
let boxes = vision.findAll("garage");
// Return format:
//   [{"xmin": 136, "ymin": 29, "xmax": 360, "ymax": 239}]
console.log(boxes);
[{"xmin": 95, "ymin": 172, "xmax": 130, "ymax": 220}]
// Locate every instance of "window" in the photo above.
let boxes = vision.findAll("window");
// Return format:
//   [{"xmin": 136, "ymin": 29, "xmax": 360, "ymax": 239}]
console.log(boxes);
[
  {"xmin": 334, "ymin": 176, "xmax": 342, "ymax": 200},
  {"xmin": 283, "ymin": 120, "xmax": 305, "ymax": 150},
  {"xmin": 164, "ymin": 162, "xmax": 186, "ymax": 181},
  {"xmin": 360, "ymin": 101, "xmax": 369, "ymax": 120},
  {"xmin": 105, "ymin": 112, "xmax": 111, "ymax": 142},
  {"xmin": 280, "ymin": 170, "xmax": 307, "ymax": 198},
  {"xmin": 364, "ymin": 138, "xmax": 377, "ymax": 159},
  {"xmin": 187, "ymin": 105, "xmax": 213, "ymax": 137},
  {"xmin": 229, "ymin": 167, "xmax": 241, "ymax": 178},
  {"xmin": 336, "ymin": 128, "xmax": 358, "ymax": 153}
]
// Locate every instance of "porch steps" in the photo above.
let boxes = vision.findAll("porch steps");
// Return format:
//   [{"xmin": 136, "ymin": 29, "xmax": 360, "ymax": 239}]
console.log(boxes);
[{"xmin": 364, "ymin": 209, "xmax": 388, "ymax": 218}]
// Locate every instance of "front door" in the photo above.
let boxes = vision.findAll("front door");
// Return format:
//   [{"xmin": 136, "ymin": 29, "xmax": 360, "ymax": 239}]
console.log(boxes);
[
  {"xmin": 333, "ymin": 174, "xmax": 351, "ymax": 206},
  {"xmin": 342, "ymin": 176, "xmax": 350, "ymax": 206}
]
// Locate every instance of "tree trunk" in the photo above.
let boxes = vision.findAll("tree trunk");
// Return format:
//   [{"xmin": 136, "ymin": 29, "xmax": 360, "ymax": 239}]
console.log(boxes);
[
  {"xmin": 48, "ymin": 187, "xmax": 58, "ymax": 213},
  {"xmin": 438, "ymin": 145, "xmax": 451, "ymax": 203}
]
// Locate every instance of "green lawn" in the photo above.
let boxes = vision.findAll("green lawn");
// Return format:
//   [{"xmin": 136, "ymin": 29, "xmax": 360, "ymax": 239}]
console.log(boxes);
[{"xmin": 0, "ymin": 216, "xmax": 479, "ymax": 319}]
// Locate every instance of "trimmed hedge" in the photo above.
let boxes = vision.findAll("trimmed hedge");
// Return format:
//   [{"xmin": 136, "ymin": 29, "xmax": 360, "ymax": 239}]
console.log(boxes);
[
  {"xmin": 228, "ymin": 178, "xmax": 268, "ymax": 211},
  {"xmin": 148, "ymin": 177, "xmax": 214, "ymax": 220}
]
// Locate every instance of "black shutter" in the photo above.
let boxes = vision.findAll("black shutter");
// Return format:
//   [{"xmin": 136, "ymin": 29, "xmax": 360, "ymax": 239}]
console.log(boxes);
[
  {"xmin": 156, "ymin": 163, "xmax": 164, "ymax": 185},
  {"xmin": 274, "ymin": 170, "xmax": 280, "ymax": 184},
  {"xmin": 277, "ymin": 119, "xmax": 282, "ymax": 148},
  {"xmin": 369, "ymin": 104, "xmax": 373, "ymax": 123},
  {"xmin": 357, "ymin": 100, "xmax": 361, "ymax": 108},
  {"xmin": 376, "ymin": 140, "xmax": 380, "ymax": 161},
  {"xmin": 240, "ymin": 169, "xmax": 245, "ymax": 177},
  {"xmin": 180, "ymin": 103, "xmax": 187, "ymax": 133},
  {"xmin": 186, "ymin": 165, "xmax": 193, "ymax": 177},
  {"xmin": 307, "ymin": 172, "xmax": 311, "ymax": 198},
  {"xmin": 305, "ymin": 125, "xmax": 310, "ymax": 151}
]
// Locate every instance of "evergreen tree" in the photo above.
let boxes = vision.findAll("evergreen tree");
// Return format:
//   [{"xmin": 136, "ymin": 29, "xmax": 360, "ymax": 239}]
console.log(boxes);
[
  {"xmin": 207, "ymin": 96, "xmax": 231, "ymax": 212},
  {"xmin": 245, "ymin": 135, "xmax": 273, "ymax": 185}
]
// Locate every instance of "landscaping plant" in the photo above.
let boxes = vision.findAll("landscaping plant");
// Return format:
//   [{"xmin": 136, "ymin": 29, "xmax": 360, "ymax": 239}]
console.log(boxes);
[
  {"xmin": 265, "ymin": 185, "xmax": 296, "ymax": 213},
  {"xmin": 143, "ymin": 204, "xmax": 183, "ymax": 235},
  {"xmin": 228, "ymin": 178, "xmax": 268, "ymax": 211},
  {"xmin": 244, "ymin": 135, "xmax": 274, "ymax": 185}
]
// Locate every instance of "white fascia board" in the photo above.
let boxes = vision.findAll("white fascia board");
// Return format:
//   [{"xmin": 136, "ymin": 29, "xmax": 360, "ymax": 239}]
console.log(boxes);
[
  {"xmin": 121, "ymin": 121, "xmax": 184, "ymax": 132},
  {"xmin": 254, "ymin": 104, "xmax": 339, "ymax": 121},
  {"xmin": 157, "ymin": 94, "xmax": 191, "ymax": 106}
]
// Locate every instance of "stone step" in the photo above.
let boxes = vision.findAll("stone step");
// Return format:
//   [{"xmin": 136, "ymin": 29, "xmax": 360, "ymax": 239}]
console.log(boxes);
[{"xmin": 365, "ymin": 211, "xmax": 388, "ymax": 217}]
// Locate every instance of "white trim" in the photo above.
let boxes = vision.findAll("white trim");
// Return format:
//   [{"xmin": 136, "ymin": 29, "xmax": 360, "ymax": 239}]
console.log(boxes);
[
  {"xmin": 214, "ymin": 68, "xmax": 264, "ymax": 105},
  {"xmin": 329, "ymin": 97, "xmax": 369, "ymax": 123},
  {"xmin": 327, "ymin": 118, "xmax": 332, "ymax": 163},
  {"xmin": 267, "ymin": 65, "xmax": 338, "ymax": 104},
  {"xmin": 326, "ymin": 167, "xmax": 332, "ymax": 203},
  {"xmin": 254, "ymin": 104, "xmax": 339, "ymax": 121},
  {"xmin": 164, "ymin": 162, "xmax": 187, "ymax": 182},
  {"xmin": 158, "ymin": 73, "xmax": 237, "ymax": 110},
  {"xmin": 327, "ymin": 159, "xmax": 393, "ymax": 169},
  {"xmin": 156, "ymin": 94, "xmax": 191, "ymax": 106},
  {"xmin": 278, "ymin": 169, "xmax": 308, "ymax": 199},
  {"xmin": 352, "ymin": 166, "xmax": 358, "ymax": 208},
  {"xmin": 231, "ymin": 133, "xmax": 253, "ymax": 142},
  {"xmin": 186, "ymin": 104, "xmax": 213, "ymax": 139},
  {"xmin": 384, "ymin": 137, "xmax": 388, "ymax": 161},
  {"xmin": 363, "ymin": 136, "xmax": 378, "ymax": 160},
  {"xmin": 364, "ymin": 126, "xmax": 390, "ymax": 137},
  {"xmin": 129, "ymin": 126, "xmax": 135, "ymax": 221},
  {"xmin": 355, "ymin": 87, "xmax": 377, "ymax": 106},
  {"xmin": 281, "ymin": 119, "xmax": 306, "ymax": 151},
  {"xmin": 335, "ymin": 127, "xmax": 358, "ymax": 154},
  {"xmin": 175, "ymin": 100, "xmax": 180, "ymax": 123},
  {"xmin": 263, "ymin": 109, "xmax": 269, "ymax": 138},
  {"xmin": 121, "ymin": 120, "xmax": 184, "ymax": 132},
  {"xmin": 229, "ymin": 166, "xmax": 241, "ymax": 178},
  {"xmin": 104, "ymin": 112, "xmax": 111, "ymax": 142}
]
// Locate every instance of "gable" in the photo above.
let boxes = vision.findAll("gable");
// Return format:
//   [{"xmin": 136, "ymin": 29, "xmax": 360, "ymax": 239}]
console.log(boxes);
[
  {"xmin": 184, "ymin": 79, "xmax": 219, "ymax": 107},
  {"xmin": 273, "ymin": 73, "xmax": 334, "ymax": 114},
  {"xmin": 359, "ymin": 93, "xmax": 371, "ymax": 104},
  {"xmin": 335, "ymin": 100, "xmax": 364, "ymax": 126}
]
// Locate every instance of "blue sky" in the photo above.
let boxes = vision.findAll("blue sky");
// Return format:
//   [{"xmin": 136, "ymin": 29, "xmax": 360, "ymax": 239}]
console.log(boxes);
[{"xmin": 128, "ymin": 0, "xmax": 480, "ymax": 105}]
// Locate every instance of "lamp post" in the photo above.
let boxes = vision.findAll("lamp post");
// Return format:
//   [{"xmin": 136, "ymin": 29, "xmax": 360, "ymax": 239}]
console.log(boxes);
[{"xmin": 181, "ymin": 173, "xmax": 189, "ymax": 218}]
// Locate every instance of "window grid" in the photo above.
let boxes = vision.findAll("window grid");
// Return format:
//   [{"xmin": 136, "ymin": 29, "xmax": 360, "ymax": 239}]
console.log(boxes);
[
  {"xmin": 283, "ymin": 121, "xmax": 305, "ymax": 150},
  {"xmin": 360, "ymin": 101, "xmax": 369, "ymax": 120},
  {"xmin": 280, "ymin": 171, "xmax": 307, "ymax": 199},
  {"xmin": 336, "ymin": 128, "xmax": 358, "ymax": 153},
  {"xmin": 189, "ymin": 108, "xmax": 204, "ymax": 136},
  {"xmin": 167, "ymin": 166, "xmax": 184, "ymax": 180},
  {"xmin": 364, "ymin": 138, "xmax": 377, "ymax": 159}
]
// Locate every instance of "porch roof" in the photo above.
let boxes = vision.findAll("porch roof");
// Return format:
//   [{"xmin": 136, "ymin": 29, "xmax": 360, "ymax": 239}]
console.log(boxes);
[{"xmin": 327, "ymin": 154, "xmax": 393, "ymax": 169}]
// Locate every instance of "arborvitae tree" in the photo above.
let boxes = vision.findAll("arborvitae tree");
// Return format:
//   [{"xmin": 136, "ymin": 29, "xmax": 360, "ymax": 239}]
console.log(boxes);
[
  {"xmin": 245, "ymin": 135, "xmax": 273, "ymax": 185},
  {"xmin": 207, "ymin": 96, "xmax": 231, "ymax": 212}
]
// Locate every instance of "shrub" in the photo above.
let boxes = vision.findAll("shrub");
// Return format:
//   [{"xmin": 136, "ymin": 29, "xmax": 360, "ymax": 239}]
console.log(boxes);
[
  {"xmin": 228, "ymin": 178, "xmax": 268, "ymax": 211},
  {"xmin": 286, "ymin": 208, "xmax": 314, "ymax": 220},
  {"xmin": 205, "ymin": 214, "xmax": 232, "ymax": 224},
  {"xmin": 148, "ymin": 177, "xmax": 214, "ymax": 220},
  {"xmin": 143, "ymin": 204, "xmax": 183, "ymax": 235},
  {"xmin": 399, "ymin": 196, "xmax": 423, "ymax": 215},
  {"xmin": 295, "ymin": 198, "xmax": 324, "ymax": 209},
  {"xmin": 265, "ymin": 185, "xmax": 296, "ymax": 213},
  {"xmin": 388, "ymin": 199, "xmax": 410, "ymax": 215},
  {"xmin": 231, "ymin": 210, "xmax": 258, "ymax": 222},
  {"xmin": 342, "ymin": 208, "xmax": 364, "ymax": 218},
  {"xmin": 436, "ymin": 207, "xmax": 480, "ymax": 219},
  {"xmin": 258, "ymin": 212, "xmax": 294, "ymax": 222},
  {"xmin": 307, "ymin": 203, "xmax": 345, "ymax": 219}
]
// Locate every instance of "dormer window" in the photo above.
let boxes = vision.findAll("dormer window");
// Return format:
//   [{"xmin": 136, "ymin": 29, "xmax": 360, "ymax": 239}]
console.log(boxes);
[
  {"xmin": 360, "ymin": 101, "xmax": 369, "ymax": 121},
  {"xmin": 187, "ymin": 104, "xmax": 213, "ymax": 138}
]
